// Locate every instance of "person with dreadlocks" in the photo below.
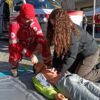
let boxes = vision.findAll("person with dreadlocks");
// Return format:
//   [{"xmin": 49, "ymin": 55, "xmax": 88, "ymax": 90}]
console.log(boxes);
[{"xmin": 46, "ymin": 8, "xmax": 100, "ymax": 82}]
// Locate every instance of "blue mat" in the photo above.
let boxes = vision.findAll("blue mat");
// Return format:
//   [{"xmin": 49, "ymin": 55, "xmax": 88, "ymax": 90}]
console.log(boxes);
[
  {"xmin": 0, "ymin": 72, "xmax": 8, "ymax": 77},
  {"xmin": 0, "ymin": 66, "xmax": 33, "ymax": 77},
  {"xmin": 0, "ymin": 68, "xmax": 33, "ymax": 77}
]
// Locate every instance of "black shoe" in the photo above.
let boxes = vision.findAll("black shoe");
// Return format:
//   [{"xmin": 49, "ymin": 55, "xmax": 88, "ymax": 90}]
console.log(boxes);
[
  {"xmin": 96, "ymin": 63, "xmax": 100, "ymax": 69},
  {"xmin": 11, "ymin": 69, "xmax": 18, "ymax": 77}
]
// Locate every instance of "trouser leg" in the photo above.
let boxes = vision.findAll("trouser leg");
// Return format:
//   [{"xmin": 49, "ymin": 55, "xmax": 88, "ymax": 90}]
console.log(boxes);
[
  {"xmin": 9, "ymin": 52, "xmax": 22, "ymax": 77},
  {"xmin": 82, "ymin": 79, "xmax": 100, "ymax": 97},
  {"xmin": 67, "ymin": 74, "xmax": 100, "ymax": 100},
  {"xmin": 58, "ymin": 74, "xmax": 100, "ymax": 100},
  {"xmin": 76, "ymin": 49, "xmax": 100, "ymax": 81},
  {"xmin": 84, "ymin": 69, "xmax": 100, "ymax": 81}
]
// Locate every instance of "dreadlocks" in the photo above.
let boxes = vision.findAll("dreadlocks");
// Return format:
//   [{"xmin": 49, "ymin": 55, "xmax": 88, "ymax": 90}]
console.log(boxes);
[{"xmin": 47, "ymin": 8, "xmax": 80, "ymax": 57}]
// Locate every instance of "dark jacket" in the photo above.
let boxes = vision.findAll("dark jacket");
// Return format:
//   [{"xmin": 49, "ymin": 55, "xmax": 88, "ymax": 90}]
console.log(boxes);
[{"xmin": 52, "ymin": 25, "xmax": 98, "ymax": 73}]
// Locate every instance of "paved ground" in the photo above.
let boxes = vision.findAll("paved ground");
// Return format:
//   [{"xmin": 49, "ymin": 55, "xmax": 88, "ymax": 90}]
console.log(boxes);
[
  {"xmin": 0, "ymin": 41, "xmax": 33, "ymax": 74},
  {"xmin": 0, "ymin": 40, "xmax": 100, "ymax": 72}
]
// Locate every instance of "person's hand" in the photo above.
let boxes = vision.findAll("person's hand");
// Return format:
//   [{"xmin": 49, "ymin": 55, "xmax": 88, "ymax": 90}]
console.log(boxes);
[
  {"xmin": 34, "ymin": 62, "xmax": 45, "ymax": 73},
  {"xmin": 54, "ymin": 93, "xmax": 68, "ymax": 100},
  {"xmin": 31, "ymin": 54, "xmax": 38, "ymax": 65},
  {"xmin": 44, "ymin": 56, "xmax": 52, "ymax": 66}
]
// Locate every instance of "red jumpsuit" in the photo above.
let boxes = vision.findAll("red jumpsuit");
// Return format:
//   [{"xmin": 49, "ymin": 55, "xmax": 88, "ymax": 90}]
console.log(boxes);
[{"xmin": 9, "ymin": 16, "xmax": 51, "ymax": 68}]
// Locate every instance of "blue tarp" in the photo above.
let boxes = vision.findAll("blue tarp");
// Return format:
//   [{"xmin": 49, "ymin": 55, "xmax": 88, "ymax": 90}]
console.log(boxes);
[
  {"xmin": 0, "ymin": 69, "xmax": 48, "ymax": 100},
  {"xmin": 0, "ymin": 76, "xmax": 47, "ymax": 100}
]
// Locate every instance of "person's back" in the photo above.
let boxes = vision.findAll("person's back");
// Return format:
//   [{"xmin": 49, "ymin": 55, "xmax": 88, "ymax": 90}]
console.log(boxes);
[{"xmin": 76, "ymin": 25, "xmax": 97, "ymax": 56}]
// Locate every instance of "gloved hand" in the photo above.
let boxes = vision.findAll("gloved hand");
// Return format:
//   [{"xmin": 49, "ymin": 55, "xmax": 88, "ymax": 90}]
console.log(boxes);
[{"xmin": 31, "ymin": 54, "xmax": 39, "ymax": 65}]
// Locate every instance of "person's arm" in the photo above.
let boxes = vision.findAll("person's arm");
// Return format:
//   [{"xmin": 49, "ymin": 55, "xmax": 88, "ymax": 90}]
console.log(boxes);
[
  {"xmin": 61, "ymin": 33, "xmax": 80, "ymax": 73},
  {"xmin": 31, "ymin": 18, "xmax": 52, "ymax": 65},
  {"xmin": 55, "ymin": 93, "xmax": 68, "ymax": 100},
  {"xmin": 9, "ymin": 22, "xmax": 24, "ymax": 67}
]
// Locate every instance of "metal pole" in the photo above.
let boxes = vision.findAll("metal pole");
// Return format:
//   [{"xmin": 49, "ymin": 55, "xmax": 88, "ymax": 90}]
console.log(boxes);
[
  {"xmin": 92, "ymin": 0, "xmax": 96, "ymax": 38},
  {"xmin": 23, "ymin": 0, "xmax": 26, "ymax": 4}
]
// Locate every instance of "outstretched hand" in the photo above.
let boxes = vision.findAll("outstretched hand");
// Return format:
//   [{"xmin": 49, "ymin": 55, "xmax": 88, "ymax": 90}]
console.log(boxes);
[{"xmin": 55, "ymin": 93, "xmax": 68, "ymax": 100}]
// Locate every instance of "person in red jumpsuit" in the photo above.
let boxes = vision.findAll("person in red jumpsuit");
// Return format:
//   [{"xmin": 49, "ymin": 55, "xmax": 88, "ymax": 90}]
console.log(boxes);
[{"xmin": 9, "ymin": 3, "xmax": 51, "ymax": 77}]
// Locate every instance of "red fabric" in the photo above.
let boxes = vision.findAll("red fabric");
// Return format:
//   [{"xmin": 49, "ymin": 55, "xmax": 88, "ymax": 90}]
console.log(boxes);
[
  {"xmin": 20, "ymin": 3, "xmax": 35, "ymax": 19},
  {"xmin": 95, "ymin": 15, "xmax": 100, "ymax": 24},
  {"xmin": 9, "ymin": 17, "xmax": 51, "ymax": 67}
]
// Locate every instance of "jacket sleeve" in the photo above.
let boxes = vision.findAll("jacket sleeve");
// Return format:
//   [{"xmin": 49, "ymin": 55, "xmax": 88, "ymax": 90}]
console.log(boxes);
[
  {"xmin": 9, "ymin": 22, "xmax": 24, "ymax": 66},
  {"xmin": 9, "ymin": 21, "xmax": 38, "ymax": 64},
  {"xmin": 61, "ymin": 33, "xmax": 80, "ymax": 73},
  {"xmin": 31, "ymin": 19, "xmax": 52, "ymax": 65}
]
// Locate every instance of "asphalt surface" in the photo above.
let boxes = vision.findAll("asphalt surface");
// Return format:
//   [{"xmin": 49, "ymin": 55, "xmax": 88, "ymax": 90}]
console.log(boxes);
[{"xmin": 0, "ymin": 40, "xmax": 34, "ymax": 74}]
